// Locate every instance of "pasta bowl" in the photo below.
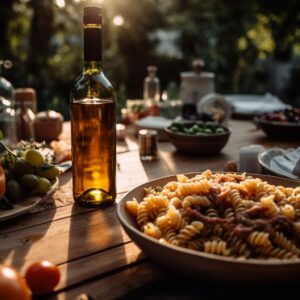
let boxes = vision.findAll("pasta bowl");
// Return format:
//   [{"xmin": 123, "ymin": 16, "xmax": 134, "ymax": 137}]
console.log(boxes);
[{"xmin": 117, "ymin": 172, "xmax": 300, "ymax": 283}]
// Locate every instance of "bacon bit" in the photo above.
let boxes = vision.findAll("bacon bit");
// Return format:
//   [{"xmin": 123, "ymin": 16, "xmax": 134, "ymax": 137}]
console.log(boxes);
[
  {"xmin": 271, "ymin": 215, "xmax": 294, "ymax": 235},
  {"xmin": 185, "ymin": 207, "xmax": 229, "ymax": 226}
]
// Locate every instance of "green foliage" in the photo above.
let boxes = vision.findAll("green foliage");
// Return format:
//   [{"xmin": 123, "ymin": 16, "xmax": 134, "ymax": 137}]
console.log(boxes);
[{"xmin": 0, "ymin": 0, "xmax": 299, "ymax": 120}]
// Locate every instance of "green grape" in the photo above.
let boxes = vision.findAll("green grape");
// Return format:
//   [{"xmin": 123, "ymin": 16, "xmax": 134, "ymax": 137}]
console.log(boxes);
[
  {"xmin": 13, "ymin": 159, "xmax": 34, "ymax": 177},
  {"xmin": 24, "ymin": 149, "xmax": 44, "ymax": 167},
  {"xmin": 37, "ymin": 164, "xmax": 60, "ymax": 179},
  {"xmin": 21, "ymin": 174, "xmax": 39, "ymax": 191},
  {"xmin": 37, "ymin": 177, "xmax": 51, "ymax": 194},
  {"xmin": 6, "ymin": 180, "xmax": 22, "ymax": 203}
]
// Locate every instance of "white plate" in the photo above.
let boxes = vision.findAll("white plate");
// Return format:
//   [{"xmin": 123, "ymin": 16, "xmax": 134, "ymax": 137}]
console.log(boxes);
[
  {"xmin": 225, "ymin": 94, "xmax": 289, "ymax": 116},
  {"xmin": 0, "ymin": 178, "xmax": 59, "ymax": 222},
  {"xmin": 117, "ymin": 173, "xmax": 300, "ymax": 283},
  {"xmin": 258, "ymin": 148, "xmax": 300, "ymax": 180}
]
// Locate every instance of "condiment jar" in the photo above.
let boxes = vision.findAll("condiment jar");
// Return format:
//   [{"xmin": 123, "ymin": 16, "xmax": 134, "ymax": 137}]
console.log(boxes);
[
  {"xmin": 34, "ymin": 110, "xmax": 64, "ymax": 142},
  {"xmin": 180, "ymin": 59, "xmax": 215, "ymax": 105},
  {"xmin": 15, "ymin": 88, "xmax": 36, "ymax": 141}
]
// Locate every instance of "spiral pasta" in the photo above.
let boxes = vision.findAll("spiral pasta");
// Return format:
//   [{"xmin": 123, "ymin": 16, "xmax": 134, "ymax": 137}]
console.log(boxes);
[{"xmin": 126, "ymin": 170, "xmax": 300, "ymax": 260}]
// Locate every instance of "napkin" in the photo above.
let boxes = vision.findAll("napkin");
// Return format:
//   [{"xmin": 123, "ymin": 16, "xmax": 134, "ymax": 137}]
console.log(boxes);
[{"xmin": 271, "ymin": 147, "xmax": 300, "ymax": 177}]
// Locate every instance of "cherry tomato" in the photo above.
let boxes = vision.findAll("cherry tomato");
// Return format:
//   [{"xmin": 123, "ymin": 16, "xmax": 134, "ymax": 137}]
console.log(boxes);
[
  {"xmin": 25, "ymin": 261, "xmax": 60, "ymax": 295},
  {"xmin": 0, "ymin": 166, "xmax": 6, "ymax": 199},
  {"xmin": 0, "ymin": 265, "xmax": 31, "ymax": 300}
]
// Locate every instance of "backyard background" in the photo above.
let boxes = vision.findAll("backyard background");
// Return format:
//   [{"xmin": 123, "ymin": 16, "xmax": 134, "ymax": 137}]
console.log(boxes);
[{"xmin": 1, "ymin": 0, "xmax": 300, "ymax": 120}]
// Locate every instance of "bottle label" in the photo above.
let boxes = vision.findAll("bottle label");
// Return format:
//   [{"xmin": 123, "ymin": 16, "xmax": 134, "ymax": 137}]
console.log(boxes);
[{"xmin": 84, "ymin": 27, "xmax": 102, "ymax": 61}]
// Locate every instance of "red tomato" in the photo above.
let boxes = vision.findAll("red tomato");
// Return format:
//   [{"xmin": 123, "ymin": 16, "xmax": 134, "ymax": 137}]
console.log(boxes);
[
  {"xmin": 25, "ymin": 261, "xmax": 60, "ymax": 295},
  {"xmin": 0, "ymin": 265, "xmax": 31, "ymax": 300},
  {"xmin": 0, "ymin": 166, "xmax": 6, "ymax": 199}
]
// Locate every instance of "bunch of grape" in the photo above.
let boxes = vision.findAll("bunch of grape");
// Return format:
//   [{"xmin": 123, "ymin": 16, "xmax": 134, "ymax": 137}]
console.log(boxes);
[{"xmin": 1, "ymin": 148, "xmax": 60, "ymax": 208}]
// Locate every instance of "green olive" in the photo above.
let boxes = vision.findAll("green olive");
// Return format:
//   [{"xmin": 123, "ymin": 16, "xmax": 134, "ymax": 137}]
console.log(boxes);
[
  {"xmin": 203, "ymin": 128, "xmax": 213, "ymax": 134},
  {"xmin": 171, "ymin": 122, "xmax": 184, "ymax": 132},
  {"xmin": 13, "ymin": 159, "xmax": 34, "ymax": 177},
  {"xmin": 205, "ymin": 122, "xmax": 217, "ymax": 131},
  {"xmin": 169, "ymin": 126, "xmax": 179, "ymax": 133},
  {"xmin": 196, "ymin": 121, "xmax": 204, "ymax": 128},
  {"xmin": 215, "ymin": 127, "xmax": 226, "ymax": 134},
  {"xmin": 191, "ymin": 124, "xmax": 201, "ymax": 133},
  {"xmin": 37, "ymin": 164, "xmax": 60, "ymax": 179},
  {"xmin": 21, "ymin": 174, "xmax": 39, "ymax": 191},
  {"xmin": 37, "ymin": 177, "xmax": 51, "ymax": 194},
  {"xmin": 4, "ymin": 169, "xmax": 13, "ymax": 181},
  {"xmin": 24, "ymin": 149, "xmax": 44, "ymax": 167},
  {"xmin": 6, "ymin": 180, "xmax": 22, "ymax": 203}
]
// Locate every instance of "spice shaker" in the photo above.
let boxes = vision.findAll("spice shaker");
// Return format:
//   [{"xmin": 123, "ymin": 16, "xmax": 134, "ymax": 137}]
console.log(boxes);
[
  {"xmin": 138, "ymin": 129, "xmax": 158, "ymax": 161},
  {"xmin": 15, "ymin": 88, "xmax": 36, "ymax": 141}
]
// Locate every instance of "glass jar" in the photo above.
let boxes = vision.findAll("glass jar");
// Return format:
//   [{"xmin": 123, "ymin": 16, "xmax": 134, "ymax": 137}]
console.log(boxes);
[
  {"xmin": 0, "ymin": 76, "xmax": 17, "ymax": 146},
  {"xmin": 15, "ymin": 88, "xmax": 36, "ymax": 141},
  {"xmin": 143, "ymin": 66, "xmax": 160, "ymax": 102}
]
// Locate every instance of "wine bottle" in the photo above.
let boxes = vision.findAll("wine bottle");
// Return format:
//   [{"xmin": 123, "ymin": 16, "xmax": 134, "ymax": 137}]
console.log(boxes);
[{"xmin": 70, "ymin": 7, "xmax": 116, "ymax": 207}]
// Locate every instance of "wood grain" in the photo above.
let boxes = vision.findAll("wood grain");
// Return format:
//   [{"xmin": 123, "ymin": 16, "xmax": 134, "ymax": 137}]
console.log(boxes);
[
  {"xmin": 52, "ymin": 262, "xmax": 167, "ymax": 300},
  {"xmin": 56, "ymin": 242, "xmax": 144, "ymax": 291},
  {"xmin": 0, "ymin": 205, "xmax": 129, "ymax": 274}
]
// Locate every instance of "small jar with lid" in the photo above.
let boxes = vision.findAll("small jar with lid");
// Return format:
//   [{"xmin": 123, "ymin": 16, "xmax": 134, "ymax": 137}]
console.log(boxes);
[
  {"xmin": 15, "ymin": 88, "xmax": 36, "ymax": 141},
  {"xmin": 34, "ymin": 110, "xmax": 64, "ymax": 142}
]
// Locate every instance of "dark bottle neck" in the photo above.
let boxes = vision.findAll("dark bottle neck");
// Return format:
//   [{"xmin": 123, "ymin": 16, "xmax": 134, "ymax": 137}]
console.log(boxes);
[{"xmin": 83, "ymin": 24, "xmax": 102, "ymax": 71}]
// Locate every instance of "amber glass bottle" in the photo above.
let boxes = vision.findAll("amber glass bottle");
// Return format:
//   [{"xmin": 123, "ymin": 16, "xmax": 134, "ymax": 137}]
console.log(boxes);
[{"xmin": 70, "ymin": 7, "xmax": 116, "ymax": 207}]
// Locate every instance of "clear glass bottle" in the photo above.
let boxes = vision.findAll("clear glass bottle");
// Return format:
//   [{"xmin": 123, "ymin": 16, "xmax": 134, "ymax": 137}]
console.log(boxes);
[
  {"xmin": 143, "ymin": 65, "xmax": 160, "ymax": 102},
  {"xmin": 0, "ymin": 76, "xmax": 17, "ymax": 146},
  {"xmin": 70, "ymin": 7, "xmax": 116, "ymax": 207}
]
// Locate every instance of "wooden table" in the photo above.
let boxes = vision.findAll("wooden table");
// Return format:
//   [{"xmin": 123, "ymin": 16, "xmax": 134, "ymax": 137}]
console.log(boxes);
[{"xmin": 0, "ymin": 120, "xmax": 299, "ymax": 300}]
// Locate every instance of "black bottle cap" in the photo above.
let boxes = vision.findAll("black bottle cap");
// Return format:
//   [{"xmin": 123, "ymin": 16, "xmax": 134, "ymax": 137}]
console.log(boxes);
[{"xmin": 83, "ymin": 7, "xmax": 102, "ymax": 24}]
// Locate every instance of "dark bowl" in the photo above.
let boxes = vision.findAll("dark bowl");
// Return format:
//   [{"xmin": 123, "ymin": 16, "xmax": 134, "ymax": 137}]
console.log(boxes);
[
  {"xmin": 164, "ymin": 125, "xmax": 231, "ymax": 154},
  {"xmin": 255, "ymin": 117, "xmax": 300, "ymax": 139}
]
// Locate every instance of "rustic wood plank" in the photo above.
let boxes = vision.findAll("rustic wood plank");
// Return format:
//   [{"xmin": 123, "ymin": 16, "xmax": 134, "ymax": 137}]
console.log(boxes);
[
  {"xmin": 56, "ymin": 242, "xmax": 144, "ymax": 291},
  {"xmin": 0, "ymin": 205, "xmax": 130, "ymax": 274},
  {"xmin": 0, "ymin": 193, "xmax": 126, "ymax": 235},
  {"xmin": 52, "ymin": 262, "xmax": 167, "ymax": 300}
]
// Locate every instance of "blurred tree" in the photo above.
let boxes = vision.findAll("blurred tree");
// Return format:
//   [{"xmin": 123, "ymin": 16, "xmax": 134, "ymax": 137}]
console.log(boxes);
[
  {"xmin": 0, "ymin": 0, "xmax": 300, "ymax": 118},
  {"xmin": 258, "ymin": 0, "xmax": 300, "ymax": 61},
  {"xmin": 169, "ymin": 0, "xmax": 261, "ymax": 94},
  {"xmin": 0, "ymin": 0, "xmax": 16, "ymax": 60}
]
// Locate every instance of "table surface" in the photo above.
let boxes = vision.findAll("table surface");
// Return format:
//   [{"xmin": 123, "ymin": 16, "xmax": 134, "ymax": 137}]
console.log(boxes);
[{"xmin": 0, "ymin": 120, "xmax": 299, "ymax": 300}]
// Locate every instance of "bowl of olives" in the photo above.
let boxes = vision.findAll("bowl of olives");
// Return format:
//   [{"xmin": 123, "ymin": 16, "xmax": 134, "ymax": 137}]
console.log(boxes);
[
  {"xmin": 255, "ymin": 108, "xmax": 300, "ymax": 139},
  {"xmin": 165, "ymin": 121, "xmax": 231, "ymax": 154}
]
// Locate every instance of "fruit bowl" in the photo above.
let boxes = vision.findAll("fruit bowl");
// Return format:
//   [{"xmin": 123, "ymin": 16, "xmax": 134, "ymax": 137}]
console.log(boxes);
[{"xmin": 255, "ymin": 108, "xmax": 300, "ymax": 139}]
